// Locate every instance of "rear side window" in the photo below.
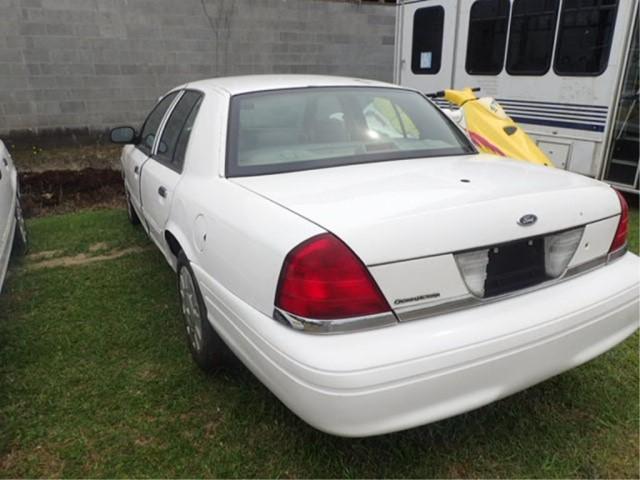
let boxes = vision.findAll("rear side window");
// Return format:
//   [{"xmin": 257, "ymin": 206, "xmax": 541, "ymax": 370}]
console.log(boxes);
[
  {"xmin": 466, "ymin": 0, "xmax": 510, "ymax": 75},
  {"xmin": 138, "ymin": 92, "xmax": 179, "ymax": 154},
  {"xmin": 411, "ymin": 6, "xmax": 444, "ymax": 75},
  {"xmin": 506, "ymin": 0, "xmax": 560, "ymax": 75},
  {"xmin": 554, "ymin": 0, "xmax": 619, "ymax": 76},
  {"xmin": 173, "ymin": 96, "xmax": 203, "ymax": 171},
  {"xmin": 156, "ymin": 91, "xmax": 203, "ymax": 170}
]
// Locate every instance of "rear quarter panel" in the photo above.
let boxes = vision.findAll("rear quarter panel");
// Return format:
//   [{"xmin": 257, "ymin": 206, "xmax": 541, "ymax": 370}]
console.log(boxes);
[{"xmin": 172, "ymin": 176, "xmax": 324, "ymax": 317}]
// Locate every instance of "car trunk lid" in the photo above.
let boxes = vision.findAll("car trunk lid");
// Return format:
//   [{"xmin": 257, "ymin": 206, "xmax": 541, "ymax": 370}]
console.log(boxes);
[{"xmin": 232, "ymin": 154, "xmax": 620, "ymax": 266}]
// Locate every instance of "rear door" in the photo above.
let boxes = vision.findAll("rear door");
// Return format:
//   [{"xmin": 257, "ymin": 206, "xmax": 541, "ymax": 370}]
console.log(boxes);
[
  {"xmin": 139, "ymin": 90, "xmax": 203, "ymax": 248},
  {"xmin": 123, "ymin": 91, "xmax": 180, "ymax": 221},
  {"xmin": 398, "ymin": 0, "xmax": 458, "ymax": 94}
]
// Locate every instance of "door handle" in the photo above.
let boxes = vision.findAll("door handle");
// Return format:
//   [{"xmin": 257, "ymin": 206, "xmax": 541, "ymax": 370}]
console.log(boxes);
[
  {"xmin": 134, "ymin": 165, "xmax": 139, "ymax": 174},
  {"xmin": 158, "ymin": 186, "xmax": 167, "ymax": 198}
]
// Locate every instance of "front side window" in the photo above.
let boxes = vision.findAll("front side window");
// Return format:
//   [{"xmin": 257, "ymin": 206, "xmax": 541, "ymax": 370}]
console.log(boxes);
[
  {"xmin": 226, "ymin": 87, "xmax": 475, "ymax": 177},
  {"xmin": 411, "ymin": 6, "xmax": 445, "ymax": 75},
  {"xmin": 466, "ymin": 0, "xmax": 510, "ymax": 75},
  {"xmin": 506, "ymin": 0, "xmax": 560, "ymax": 75},
  {"xmin": 138, "ymin": 92, "xmax": 179, "ymax": 154},
  {"xmin": 156, "ymin": 91, "xmax": 203, "ymax": 170},
  {"xmin": 554, "ymin": 0, "xmax": 619, "ymax": 76}
]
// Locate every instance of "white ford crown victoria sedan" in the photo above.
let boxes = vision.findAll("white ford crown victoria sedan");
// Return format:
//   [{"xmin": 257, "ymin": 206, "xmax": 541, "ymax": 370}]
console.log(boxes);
[
  {"xmin": 0, "ymin": 140, "xmax": 27, "ymax": 293},
  {"xmin": 111, "ymin": 75, "xmax": 639, "ymax": 437}
]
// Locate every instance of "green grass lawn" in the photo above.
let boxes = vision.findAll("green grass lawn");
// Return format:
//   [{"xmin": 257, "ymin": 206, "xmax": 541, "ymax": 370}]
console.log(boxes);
[{"xmin": 0, "ymin": 208, "xmax": 638, "ymax": 478}]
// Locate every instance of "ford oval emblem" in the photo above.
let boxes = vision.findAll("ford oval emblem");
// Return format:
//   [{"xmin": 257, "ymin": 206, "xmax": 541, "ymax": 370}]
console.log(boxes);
[{"xmin": 518, "ymin": 214, "xmax": 538, "ymax": 226}]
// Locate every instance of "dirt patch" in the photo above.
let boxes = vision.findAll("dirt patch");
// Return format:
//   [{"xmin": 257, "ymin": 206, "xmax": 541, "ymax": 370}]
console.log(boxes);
[
  {"xmin": 88, "ymin": 242, "xmax": 109, "ymax": 253},
  {"xmin": 25, "ymin": 250, "xmax": 63, "ymax": 262},
  {"xmin": 19, "ymin": 168, "xmax": 125, "ymax": 217},
  {"xmin": 3, "ymin": 141, "xmax": 126, "ymax": 216},
  {"xmin": 10, "ymin": 143, "xmax": 121, "ymax": 172},
  {"xmin": 25, "ymin": 246, "xmax": 149, "ymax": 271},
  {"xmin": 0, "ymin": 444, "xmax": 65, "ymax": 478}
]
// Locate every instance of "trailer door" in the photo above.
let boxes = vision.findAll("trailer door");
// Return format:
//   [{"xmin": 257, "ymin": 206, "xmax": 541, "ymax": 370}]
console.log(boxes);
[
  {"xmin": 603, "ymin": 13, "xmax": 639, "ymax": 191},
  {"xmin": 398, "ymin": 0, "xmax": 458, "ymax": 94}
]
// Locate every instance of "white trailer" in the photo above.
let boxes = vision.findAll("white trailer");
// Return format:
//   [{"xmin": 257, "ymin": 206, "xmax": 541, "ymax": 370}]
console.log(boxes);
[{"xmin": 395, "ymin": 0, "xmax": 639, "ymax": 193}]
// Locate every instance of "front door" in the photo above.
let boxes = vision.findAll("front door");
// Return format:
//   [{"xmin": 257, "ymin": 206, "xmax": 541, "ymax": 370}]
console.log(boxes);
[
  {"xmin": 123, "ymin": 146, "xmax": 148, "ymax": 217},
  {"xmin": 125, "ymin": 91, "xmax": 181, "ymax": 223},
  {"xmin": 398, "ymin": 0, "xmax": 458, "ymax": 94}
]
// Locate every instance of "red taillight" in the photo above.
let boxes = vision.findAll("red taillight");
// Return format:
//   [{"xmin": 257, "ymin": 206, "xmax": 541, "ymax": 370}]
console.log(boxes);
[
  {"xmin": 609, "ymin": 190, "xmax": 629, "ymax": 253},
  {"xmin": 275, "ymin": 233, "xmax": 391, "ymax": 320}
]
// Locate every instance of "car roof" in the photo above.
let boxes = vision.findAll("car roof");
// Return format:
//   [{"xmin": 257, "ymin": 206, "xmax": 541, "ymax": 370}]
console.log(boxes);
[{"xmin": 183, "ymin": 74, "xmax": 404, "ymax": 96}]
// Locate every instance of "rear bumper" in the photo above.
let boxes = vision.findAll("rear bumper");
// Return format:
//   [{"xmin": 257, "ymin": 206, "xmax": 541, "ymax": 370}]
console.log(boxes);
[{"xmin": 195, "ymin": 252, "xmax": 639, "ymax": 437}]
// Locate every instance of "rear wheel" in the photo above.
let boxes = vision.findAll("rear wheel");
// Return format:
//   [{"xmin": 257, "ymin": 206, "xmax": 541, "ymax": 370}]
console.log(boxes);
[
  {"xmin": 177, "ymin": 251, "xmax": 231, "ymax": 371},
  {"xmin": 125, "ymin": 188, "xmax": 140, "ymax": 225},
  {"xmin": 12, "ymin": 195, "xmax": 27, "ymax": 255}
]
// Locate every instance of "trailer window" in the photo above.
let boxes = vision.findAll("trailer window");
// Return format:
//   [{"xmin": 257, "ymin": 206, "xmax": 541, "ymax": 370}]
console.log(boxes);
[
  {"xmin": 466, "ymin": 0, "xmax": 510, "ymax": 75},
  {"xmin": 506, "ymin": 0, "xmax": 559, "ymax": 75},
  {"xmin": 554, "ymin": 0, "xmax": 619, "ymax": 76},
  {"xmin": 411, "ymin": 6, "xmax": 444, "ymax": 75}
]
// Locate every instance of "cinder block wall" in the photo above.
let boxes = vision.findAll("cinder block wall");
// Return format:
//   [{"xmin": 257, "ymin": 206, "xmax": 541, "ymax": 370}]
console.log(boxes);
[{"xmin": 0, "ymin": 0, "xmax": 396, "ymax": 139}]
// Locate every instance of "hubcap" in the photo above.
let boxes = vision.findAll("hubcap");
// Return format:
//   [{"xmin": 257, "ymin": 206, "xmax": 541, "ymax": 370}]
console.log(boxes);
[{"xmin": 179, "ymin": 267, "xmax": 203, "ymax": 352}]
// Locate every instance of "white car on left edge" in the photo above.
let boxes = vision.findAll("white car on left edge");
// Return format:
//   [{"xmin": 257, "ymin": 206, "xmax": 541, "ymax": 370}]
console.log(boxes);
[
  {"xmin": 111, "ymin": 75, "xmax": 639, "ymax": 437},
  {"xmin": 0, "ymin": 140, "xmax": 27, "ymax": 293}
]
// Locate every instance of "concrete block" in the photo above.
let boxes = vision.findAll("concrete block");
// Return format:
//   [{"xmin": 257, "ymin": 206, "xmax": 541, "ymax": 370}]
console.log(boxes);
[
  {"xmin": 59, "ymin": 100, "xmax": 85, "ymax": 113},
  {"xmin": 0, "ymin": 48, "xmax": 22, "ymax": 61},
  {"xmin": 46, "ymin": 23, "xmax": 73, "ymax": 35},
  {"xmin": 20, "ymin": 0, "xmax": 42, "ymax": 7},
  {"xmin": 94, "ymin": 63, "xmax": 121, "ymax": 75},
  {"xmin": 19, "ymin": 21, "xmax": 46, "ymax": 35}
]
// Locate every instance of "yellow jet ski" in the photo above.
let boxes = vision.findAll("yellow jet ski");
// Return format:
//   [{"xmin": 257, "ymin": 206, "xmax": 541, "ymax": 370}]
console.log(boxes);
[{"xmin": 428, "ymin": 88, "xmax": 554, "ymax": 167}]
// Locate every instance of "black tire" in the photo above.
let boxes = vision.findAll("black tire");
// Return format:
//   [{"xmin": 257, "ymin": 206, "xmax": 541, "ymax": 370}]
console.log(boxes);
[
  {"xmin": 12, "ymin": 195, "xmax": 27, "ymax": 256},
  {"xmin": 177, "ymin": 251, "xmax": 232, "ymax": 371},
  {"xmin": 125, "ymin": 188, "xmax": 141, "ymax": 225}
]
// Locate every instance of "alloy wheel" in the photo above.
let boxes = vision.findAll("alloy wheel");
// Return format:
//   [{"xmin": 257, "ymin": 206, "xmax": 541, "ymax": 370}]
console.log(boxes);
[{"xmin": 179, "ymin": 267, "xmax": 203, "ymax": 352}]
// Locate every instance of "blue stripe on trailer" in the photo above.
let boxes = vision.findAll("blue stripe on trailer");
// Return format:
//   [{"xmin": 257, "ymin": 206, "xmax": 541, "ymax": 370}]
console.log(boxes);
[
  {"xmin": 501, "ymin": 105, "xmax": 609, "ymax": 117},
  {"xmin": 497, "ymin": 98, "xmax": 609, "ymax": 112},
  {"xmin": 501, "ymin": 104, "xmax": 608, "ymax": 117},
  {"xmin": 502, "ymin": 107, "xmax": 607, "ymax": 122},
  {"xmin": 401, "ymin": 0, "xmax": 438, "ymax": 4},
  {"xmin": 511, "ymin": 116, "xmax": 606, "ymax": 132}
]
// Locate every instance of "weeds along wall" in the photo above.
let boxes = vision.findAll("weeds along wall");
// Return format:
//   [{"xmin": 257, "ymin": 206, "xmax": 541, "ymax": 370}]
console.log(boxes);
[{"xmin": 0, "ymin": 0, "xmax": 396, "ymax": 140}]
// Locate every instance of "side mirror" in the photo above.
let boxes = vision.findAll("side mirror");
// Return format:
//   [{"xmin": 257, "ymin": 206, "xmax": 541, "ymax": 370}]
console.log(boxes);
[{"xmin": 110, "ymin": 126, "xmax": 137, "ymax": 144}]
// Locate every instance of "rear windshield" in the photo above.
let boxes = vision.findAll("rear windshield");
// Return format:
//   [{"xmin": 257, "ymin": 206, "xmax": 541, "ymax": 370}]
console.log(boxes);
[{"xmin": 226, "ymin": 87, "xmax": 475, "ymax": 176}]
